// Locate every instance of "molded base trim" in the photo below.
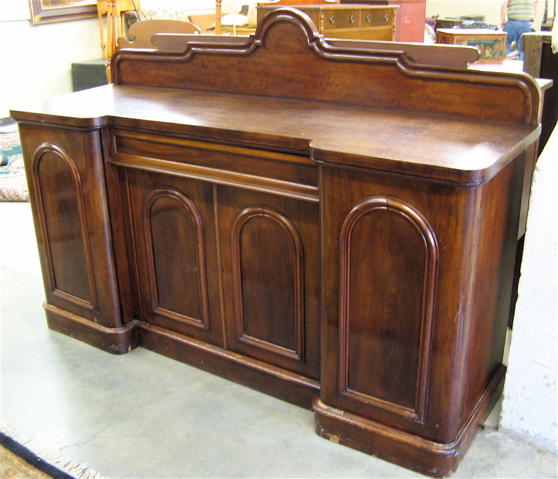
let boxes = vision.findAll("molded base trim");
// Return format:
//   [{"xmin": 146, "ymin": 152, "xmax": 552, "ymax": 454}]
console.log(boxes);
[
  {"xmin": 314, "ymin": 365, "xmax": 506, "ymax": 478},
  {"xmin": 44, "ymin": 303, "xmax": 138, "ymax": 354},
  {"xmin": 137, "ymin": 322, "xmax": 320, "ymax": 409}
]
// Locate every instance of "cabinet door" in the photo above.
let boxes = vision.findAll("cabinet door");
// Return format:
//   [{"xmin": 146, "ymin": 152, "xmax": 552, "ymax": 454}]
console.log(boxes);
[
  {"xmin": 18, "ymin": 124, "xmax": 126, "ymax": 329},
  {"xmin": 217, "ymin": 187, "xmax": 320, "ymax": 380},
  {"xmin": 126, "ymin": 169, "xmax": 224, "ymax": 346}
]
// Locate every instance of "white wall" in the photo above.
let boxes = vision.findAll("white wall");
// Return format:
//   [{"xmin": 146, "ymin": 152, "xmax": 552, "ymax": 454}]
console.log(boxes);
[
  {"xmin": 0, "ymin": 0, "xmax": 253, "ymax": 118},
  {"xmin": 0, "ymin": 2, "xmax": 102, "ymax": 118},
  {"xmin": 140, "ymin": 0, "xmax": 244, "ymax": 15},
  {"xmin": 426, "ymin": 0, "xmax": 544, "ymax": 29},
  {"xmin": 426, "ymin": 0, "xmax": 503, "ymax": 24},
  {"xmin": 140, "ymin": 0, "xmax": 215, "ymax": 14},
  {"xmin": 501, "ymin": 126, "xmax": 558, "ymax": 453}
]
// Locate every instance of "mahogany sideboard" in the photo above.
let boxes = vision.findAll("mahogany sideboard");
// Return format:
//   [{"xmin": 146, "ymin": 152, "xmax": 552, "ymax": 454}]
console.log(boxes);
[{"xmin": 10, "ymin": 9, "xmax": 541, "ymax": 477}]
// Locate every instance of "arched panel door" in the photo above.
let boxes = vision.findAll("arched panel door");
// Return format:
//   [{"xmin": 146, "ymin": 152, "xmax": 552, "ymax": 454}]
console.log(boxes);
[
  {"xmin": 230, "ymin": 206, "xmax": 305, "ymax": 362},
  {"xmin": 143, "ymin": 187, "xmax": 211, "ymax": 331},
  {"xmin": 338, "ymin": 196, "xmax": 438, "ymax": 423},
  {"xmin": 32, "ymin": 143, "xmax": 97, "ymax": 312},
  {"xmin": 218, "ymin": 186, "xmax": 321, "ymax": 380},
  {"xmin": 126, "ymin": 170, "xmax": 223, "ymax": 346}
]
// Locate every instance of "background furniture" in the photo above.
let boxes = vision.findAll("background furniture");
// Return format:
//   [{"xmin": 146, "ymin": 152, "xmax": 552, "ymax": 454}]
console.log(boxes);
[
  {"xmin": 71, "ymin": 59, "xmax": 108, "ymax": 91},
  {"xmin": 437, "ymin": 28, "xmax": 506, "ymax": 62},
  {"xmin": 523, "ymin": 32, "xmax": 558, "ymax": 153},
  {"xmin": 97, "ymin": 0, "xmax": 139, "ymax": 81},
  {"xmin": 11, "ymin": 9, "xmax": 540, "ymax": 478},
  {"xmin": 97, "ymin": 0, "xmax": 139, "ymax": 60},
  {"xmin": 434, "ymin": 14, "xmax": 486, "ymax": 30},
  {"xmin": 340, "ymin": 0, "xmax": 426, "ymax": 42},
  {"xmin": 435, "ymin": 17, "xmax": 463, "ymax": 29},
  {"xmin": 257, "ymin": 4, "xmax": 397, "ymax": 40},
  {"xmin": 117, "ymin": 19, "xmax": 202, "ymax": 49}
]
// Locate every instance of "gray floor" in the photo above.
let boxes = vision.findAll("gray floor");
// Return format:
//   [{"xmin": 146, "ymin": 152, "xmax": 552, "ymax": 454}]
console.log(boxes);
[{"xmin": 1, "ymin": 202, "xmax": 557, "ymax": 479}]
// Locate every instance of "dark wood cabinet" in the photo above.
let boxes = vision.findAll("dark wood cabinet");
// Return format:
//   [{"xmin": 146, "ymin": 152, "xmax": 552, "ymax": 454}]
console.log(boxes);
[{"xmin": 11, "ymin": 9, "xmax": 541, "ymax": 478}]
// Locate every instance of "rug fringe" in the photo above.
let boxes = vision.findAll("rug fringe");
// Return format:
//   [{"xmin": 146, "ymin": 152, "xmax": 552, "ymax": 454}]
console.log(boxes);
[{"xmin": 1, "ymin": 424, "xmax": 105, "ymax": 479}]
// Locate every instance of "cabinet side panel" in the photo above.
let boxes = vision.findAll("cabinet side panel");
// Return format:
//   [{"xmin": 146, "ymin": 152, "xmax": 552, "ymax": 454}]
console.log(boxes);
[
  {"xmin": 459, "ymin": 152, "xmax": 525, "ymax": 423},
  {"xmin": 35, "ymin": 148, "xmax": 93, "ymax": 306},
  {"xmin": 339, "ymin": 198, "xmax": 437, "ymax": 421}
]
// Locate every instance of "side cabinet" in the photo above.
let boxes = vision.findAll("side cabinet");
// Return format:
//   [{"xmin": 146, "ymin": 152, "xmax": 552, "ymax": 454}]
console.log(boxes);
[
  {"xmin": 315, "ymin": 154, "xmax": 525, "ymax": 476},
  {"xmin": 18, "ymin": 124, "xmax": 136, "ymax": 353}
]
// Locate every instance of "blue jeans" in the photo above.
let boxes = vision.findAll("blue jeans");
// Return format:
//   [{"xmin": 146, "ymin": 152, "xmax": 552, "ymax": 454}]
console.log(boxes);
[{"xmin": 504, "ymin": 19, "xmax": 533, "ymax": 56}]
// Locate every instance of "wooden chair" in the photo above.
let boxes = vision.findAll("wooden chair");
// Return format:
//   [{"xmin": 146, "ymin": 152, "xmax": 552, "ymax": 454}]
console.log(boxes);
[
  {"xmin": 117, "ymin": 19, "xmax": 202, "ymax": 49},
  {"xmin": 98, "ymin": 0, "xmax": 139, "ymax": 60}
]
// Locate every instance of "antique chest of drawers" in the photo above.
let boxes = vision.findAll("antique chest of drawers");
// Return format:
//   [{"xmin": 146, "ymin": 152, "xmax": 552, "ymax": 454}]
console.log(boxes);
[
  {"xmin": 257, "ymin": 4, "xmax": 396, "ymax": 40},
  {"xmin": 340, "ymin": 0, "xmax": 426, "ymax": 42}
]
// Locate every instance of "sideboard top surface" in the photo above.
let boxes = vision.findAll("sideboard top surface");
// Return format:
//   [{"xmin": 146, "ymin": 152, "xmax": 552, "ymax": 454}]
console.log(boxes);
[
  {"xmin": 10, "ymin": 9, "xmax": 542, "ymax": 185},
  {"xmin": 10, "ymin": 83, "xmax": 539, "ymax": 185}
]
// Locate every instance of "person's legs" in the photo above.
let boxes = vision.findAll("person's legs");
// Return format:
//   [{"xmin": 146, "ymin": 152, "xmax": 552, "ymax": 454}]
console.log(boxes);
[
  {"xmin": 504, "ymin": 19, "xmax": 533, "ymax": 57},
  {"xmin": 504, "ymin": 19, "xmax": 524, "ymax": 54},
  {"xmin": 517, "ymin": 22, "xmax": 533, "ymax": 59}
]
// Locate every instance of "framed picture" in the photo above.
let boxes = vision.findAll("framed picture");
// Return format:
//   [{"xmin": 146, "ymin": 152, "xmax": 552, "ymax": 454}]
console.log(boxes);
[{"xmin": 29, "ymin": 0, "xmax": 97, "ymax": 25}]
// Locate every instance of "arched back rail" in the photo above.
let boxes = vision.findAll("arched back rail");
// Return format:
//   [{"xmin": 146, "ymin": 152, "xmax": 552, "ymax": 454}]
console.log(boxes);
[{"xmin": 112, "ymin": 8, "xmax": 541, "ymax": 125}]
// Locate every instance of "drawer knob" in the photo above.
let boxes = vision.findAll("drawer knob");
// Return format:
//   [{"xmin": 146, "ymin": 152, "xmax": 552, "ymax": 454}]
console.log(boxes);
[
  {"xmin": 384, "ymin": 13, "xmax": 389, "ymax": 21},
  {"xmin": 350, "ymin": 15, "xmax": 356, "ymax": 24},
  {"xmin": 329, "ymin": 15, "xmax": 335, "ymax": 24},
  {"xmin": 366, "ymin": 14, "xmax": 372, "ymax": 22}
]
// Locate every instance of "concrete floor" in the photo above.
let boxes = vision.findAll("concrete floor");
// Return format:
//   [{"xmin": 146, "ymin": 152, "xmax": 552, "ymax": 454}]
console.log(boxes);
[{"xmin": 1, "ymin": 202, "xmax": 557, "ymax": 479}]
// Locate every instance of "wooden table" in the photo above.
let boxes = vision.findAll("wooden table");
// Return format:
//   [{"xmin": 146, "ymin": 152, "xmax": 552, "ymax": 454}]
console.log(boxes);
[{"xmin": 10, "ymin": 9, "xmax": 541, "ymax": 478}]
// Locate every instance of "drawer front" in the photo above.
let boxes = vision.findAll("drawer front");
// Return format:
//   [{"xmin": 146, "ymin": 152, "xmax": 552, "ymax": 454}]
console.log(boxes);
[
  {"xmin": 110, "ymin": 129, "xmax": 319, "ymax": 201},
  {"xmin": 321, "ymin": 9, "xmax": 360, "ymax": 30},
  {"xmin": 330, "ymin": 26, "xmax": 394, "ymax": 41},
  {"xmin": 361, "ymin": 8, "xmax": 394, "ymax": 27}
]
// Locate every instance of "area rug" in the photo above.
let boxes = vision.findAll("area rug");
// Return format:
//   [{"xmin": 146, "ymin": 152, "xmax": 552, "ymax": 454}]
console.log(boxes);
[
  {"xmin": 0, "ymin": 124, "xmax": 29, "ymax": 202},
  {"xmin": 0, "ymin": 429, "xmax": 103, "ymax": 479}
]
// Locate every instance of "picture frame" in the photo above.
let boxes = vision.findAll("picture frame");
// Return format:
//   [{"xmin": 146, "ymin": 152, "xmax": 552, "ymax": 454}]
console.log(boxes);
[{"xmin": 28, "ymin": 0, "xmax": 97, "ymax": 25}]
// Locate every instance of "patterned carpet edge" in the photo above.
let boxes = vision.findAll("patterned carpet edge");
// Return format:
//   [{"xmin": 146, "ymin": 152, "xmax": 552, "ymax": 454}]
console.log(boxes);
[
  {"xmin": 0, "ymin": 426, "xmax": 104, "ymax": 479},
  {"xmin": 0, "ymin": 124, "xmax": 29, "ymax": 202}
]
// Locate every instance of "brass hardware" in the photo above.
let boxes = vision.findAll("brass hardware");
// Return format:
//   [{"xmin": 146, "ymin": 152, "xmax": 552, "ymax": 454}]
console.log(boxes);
[
  {"xmin": 329, "ymin": 15, "xmax": 335, "ymax": 24},
  {"xmin": 366, "ymin": 14, "xmax": 372, "ymax": 22},
  {"xmin": 384, "ymin": 13, "xmax": 389, "ymax": 21},
  {"xmin": 349, "ymin": 15, "xmax": 355, "ymax": 24}
]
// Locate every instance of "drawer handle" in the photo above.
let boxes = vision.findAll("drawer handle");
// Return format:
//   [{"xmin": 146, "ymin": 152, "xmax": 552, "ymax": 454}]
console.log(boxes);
[
  {"xmin": 349, "ymin": 15, "xmax": 356, "ymax": 24},
  {"xmin": 384, "ymin": 13, "xmax": 389, "ymax": 21},
  {"xmin": 366, "ymin": 14, "xmax": 372, "ymax": 22},
  {"xmin": 329, "ymin": 15, "xmax": 335, "ymax": 24}
]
